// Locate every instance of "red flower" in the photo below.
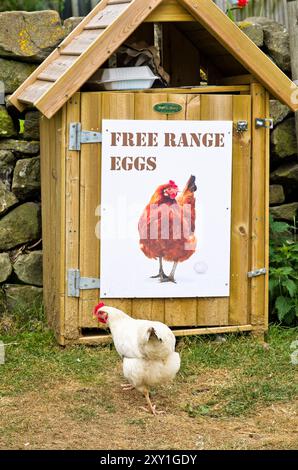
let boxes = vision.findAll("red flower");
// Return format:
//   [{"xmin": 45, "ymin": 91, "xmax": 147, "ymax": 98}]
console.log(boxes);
[{"xmin": 237, "ymin": 0, "xmax": 248, "ymax": 7}]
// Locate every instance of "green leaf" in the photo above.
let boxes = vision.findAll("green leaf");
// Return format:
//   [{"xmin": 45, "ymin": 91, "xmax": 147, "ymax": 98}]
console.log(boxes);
[
  {"xmin": 275, "ymin": 296, "xmax": 294, "ymax": 321},
  {"xmin": 271, "ymin": 221, "xmax": 290, "ymax": 233},
  {"xmin": 278, "ymin": 267, "xmax": 294, "ymax": 276},
  {"xmin": 282, "ymin": 279, "xmax": 297, "ymax": 298},
  {"xmin": 270, "ymin": 267, "xmax": 294, "ymax": 279}
]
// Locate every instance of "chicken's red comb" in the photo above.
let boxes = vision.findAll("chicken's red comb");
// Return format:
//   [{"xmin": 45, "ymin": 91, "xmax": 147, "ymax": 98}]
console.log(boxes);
[
  {"xmin": 93, "ymin": 302, "xmax": 105, "ymax": 319},
  {"xmin": 168, "ymin": 180, "xmax": 178, "ymax": 189}
]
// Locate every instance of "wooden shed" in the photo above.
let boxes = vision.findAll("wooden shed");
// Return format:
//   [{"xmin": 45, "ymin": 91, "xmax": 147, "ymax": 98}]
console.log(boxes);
[{"xmin": 10, "ymin": 0, "xmax": 298, "ymax": 345}]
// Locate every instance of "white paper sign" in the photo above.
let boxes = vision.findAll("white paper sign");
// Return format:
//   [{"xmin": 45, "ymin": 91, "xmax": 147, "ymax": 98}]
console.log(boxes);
[{"xmin": 100, "ymin": 119, "xmax": 233, "ymax": 298}]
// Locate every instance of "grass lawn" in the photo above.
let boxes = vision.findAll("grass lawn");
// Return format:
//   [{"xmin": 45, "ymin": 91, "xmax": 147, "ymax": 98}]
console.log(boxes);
[{"xmin": 0, "ymin": 312, "xmax": 297, "ymax": 450}]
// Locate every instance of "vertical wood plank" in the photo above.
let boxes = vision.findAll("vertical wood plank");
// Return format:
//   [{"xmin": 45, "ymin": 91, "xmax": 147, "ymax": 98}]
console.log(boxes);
[
  {"xmin": 164, "ymin": 93, "xmax": 198, "ymax": 327},
  {"xmin": 250, "ymin": 83, "xmax": 267, "ymax": 335},
  {"xmin": 134, "ymin": 93, "xmax": 167, "ymax": 120},
  {"xmin": 198, "ymin": 94, "xmax": 233, "ymax": 326},
  {"xmin": 79, "ymin": 92, "xmax": 102, "ymax": 327},
  {"xmin": 132, "ymin": 92, "xmax": 168, "ymax": 322},
  {"xmin": 101, "ymin": 92, "xmax": 135, "ymax": 119},
  {"xmin": 64, "ymin": 93, "xmax": 81, "ymax": 339},
  {"xmin": 40, "ymin": 110, "xmax": 65, "ymax": 344},
  {"xmin": 55, "ymin": 109, "xmax": 66, "ymax": 343},
  {"xmin": 229, "ymin": 95, "xmax": 251, "ymax": 325},
  {"xmin": 264, "ymin": 90, "xmax": 270, "ymax": 332},
  {"xmin": 40, "ymin": 116, "xmax": 54, "ymax": 330},
  {"xmin": 196, "ymin": 298, "xmax": 229, "ymax": 326}
]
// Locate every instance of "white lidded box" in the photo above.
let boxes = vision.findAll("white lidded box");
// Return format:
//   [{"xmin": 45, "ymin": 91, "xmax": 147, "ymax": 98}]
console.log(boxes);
[{"xmin": 88, "ymin": 66, "xmax": 159, "ymax": 90}]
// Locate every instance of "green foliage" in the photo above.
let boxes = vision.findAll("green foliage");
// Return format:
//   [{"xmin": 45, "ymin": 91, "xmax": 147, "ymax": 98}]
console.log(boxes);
[
  {"xmin": 0, "ymin": 0, "xmax": 65, "ymax": 14},
  {"xmin": 269, "ymin": 216, "xmax": 298, "ymax": 326}
]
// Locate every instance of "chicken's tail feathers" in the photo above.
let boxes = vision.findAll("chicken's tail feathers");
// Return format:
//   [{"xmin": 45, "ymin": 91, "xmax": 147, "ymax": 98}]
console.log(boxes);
[
  {"xmin": 177, "ymin": 175, "xmax": 197, "ymax": 208},
  {"xmin": 145, "ymin": 322, "xmax": 176, "ymax": 348},
  {"xmin": 147, "ymin": 327, "xmax": 162, "ymax": 342},
  {"xmin": 185, "ymin": 175, "xmax": 197, "ymax": 193}
]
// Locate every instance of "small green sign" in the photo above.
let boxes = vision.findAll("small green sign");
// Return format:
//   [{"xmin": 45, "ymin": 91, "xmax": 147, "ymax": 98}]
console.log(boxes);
[{"xmin": 154, "ymin": 102, "xmax": 183, "ymax": 115}]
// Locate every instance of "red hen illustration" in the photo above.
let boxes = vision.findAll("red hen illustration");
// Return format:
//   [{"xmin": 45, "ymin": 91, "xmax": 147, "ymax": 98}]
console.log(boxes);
[{"xmin": 138, "ymin": 175, "xmax": 197, "ymax": 283}]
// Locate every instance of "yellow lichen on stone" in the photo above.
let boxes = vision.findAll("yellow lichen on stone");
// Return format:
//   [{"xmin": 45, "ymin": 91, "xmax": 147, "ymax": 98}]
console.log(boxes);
[
  {"xmin": 0, "ymin": 11, "xmax": 66, "ymax": 60},
  {"xmin": 18, "ymin": 29, "xmax": 35, "ymax": 55},
  {"xmin": 238, "ymin": 21, "xmax": 253, "ymax": 29}
]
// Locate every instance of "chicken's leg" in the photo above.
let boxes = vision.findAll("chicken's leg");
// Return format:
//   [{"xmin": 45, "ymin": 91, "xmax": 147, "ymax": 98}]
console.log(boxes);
[
  {"xmin": 151, "ymin": 256, "xmax": 168, "ymax": 281},
  {"xmin": 160, "ymin": 261, "xmax": 178, "ymax": 283},
  {"xmin": 141, "ymin": 390, "xmax": 164, "ymax": 416}
]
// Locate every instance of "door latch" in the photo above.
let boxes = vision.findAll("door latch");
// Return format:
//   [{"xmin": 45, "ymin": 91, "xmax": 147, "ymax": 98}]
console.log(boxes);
[
  {"xmin": 247, "ymin": 268, "xmax": 267, "ymax": 278},
  {"xmin": 255, "ymin": 118, "xmax": 273, "ymax": 129}
]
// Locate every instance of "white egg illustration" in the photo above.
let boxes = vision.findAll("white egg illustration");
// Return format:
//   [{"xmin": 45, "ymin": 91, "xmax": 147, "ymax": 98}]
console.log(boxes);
[{"xmin": 194, "ymin": 261, "xmax": 208, "ymax": 274}]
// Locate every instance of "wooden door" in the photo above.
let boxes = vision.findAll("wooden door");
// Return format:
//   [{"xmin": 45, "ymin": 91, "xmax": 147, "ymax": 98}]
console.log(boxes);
[{"xmin": 78, "ymin": 91, "xmax": 252, "ymax": 329}]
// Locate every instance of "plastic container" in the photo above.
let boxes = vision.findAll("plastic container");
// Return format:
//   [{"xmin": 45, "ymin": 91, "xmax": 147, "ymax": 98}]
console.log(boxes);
[{"xmin": 88, "ymin": 66, "xmax": 159, "ymax": 90}]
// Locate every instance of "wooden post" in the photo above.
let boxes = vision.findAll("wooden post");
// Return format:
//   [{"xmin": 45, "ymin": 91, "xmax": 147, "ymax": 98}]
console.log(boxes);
[
  {"xmin": 287, "ymin": 0, "xmax": 298, "ymax": 151},
  {"xmin": 250, "ymin": 83, "xmax": 269, "ymax": 342}
]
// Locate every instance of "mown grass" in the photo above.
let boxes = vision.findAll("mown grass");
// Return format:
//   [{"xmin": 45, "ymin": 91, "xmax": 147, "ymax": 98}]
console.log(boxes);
[
  {"xmin": 179, "ymin": 326, "xmax": 298, "ymax": 417},
  {"xmin": 0, "ymin": 309, "xmax": 297, "ymax": 420},
  {"xmin": 0, "ymin": 308, "xmax": 118, "ymax": 396}
]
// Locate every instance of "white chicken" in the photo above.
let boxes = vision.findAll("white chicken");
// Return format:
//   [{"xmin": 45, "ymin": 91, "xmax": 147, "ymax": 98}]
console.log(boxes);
[{"xmin": 94, "ymin": 303, "xmax": 181, "ymax": 415}]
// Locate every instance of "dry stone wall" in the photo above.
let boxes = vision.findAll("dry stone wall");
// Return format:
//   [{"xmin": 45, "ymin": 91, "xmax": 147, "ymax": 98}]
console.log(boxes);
[{"xmin": 0, "ymin": 10, "xmax": 72, "ymax": 314}]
